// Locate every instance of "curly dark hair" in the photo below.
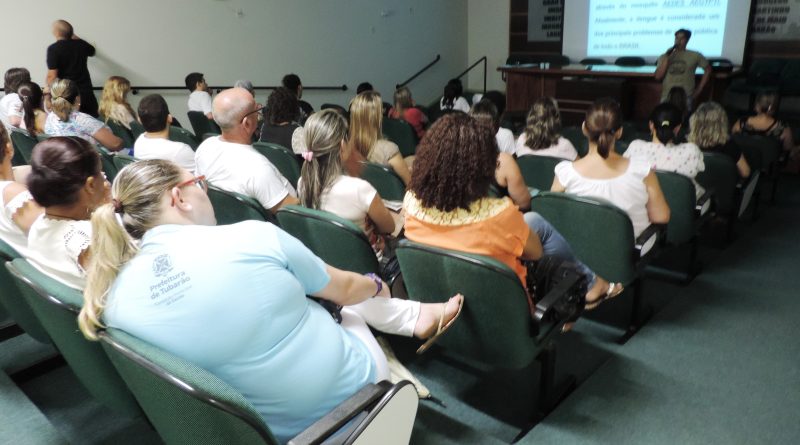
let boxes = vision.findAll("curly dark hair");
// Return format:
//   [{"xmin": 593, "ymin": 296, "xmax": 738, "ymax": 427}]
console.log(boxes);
[
  {"xmin": 409, "ymin": 113, "xmax": 497, "ymax": 211},
  {"xmin": 265, "ymin": 87, "xmax": 300, "ymax": 125}
]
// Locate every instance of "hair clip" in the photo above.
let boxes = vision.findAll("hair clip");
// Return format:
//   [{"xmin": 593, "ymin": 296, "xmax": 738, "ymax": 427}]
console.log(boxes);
[
  {"xmin": 301, "ymin": 151, "xmax": 314, "ymax": 162},
  {"xmin": 661, "ymin": 120, "xmax": 670, "ymax": 126}
]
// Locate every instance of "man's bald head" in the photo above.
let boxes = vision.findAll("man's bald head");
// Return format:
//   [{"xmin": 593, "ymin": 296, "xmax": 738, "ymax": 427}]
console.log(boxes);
[
  {"xmin": 212, "ymin": 88, "xmax": 255, "ymax": 131},
  {"xmin": 52, "ymin": 20, "xmax": 73, "ymax": 39}
]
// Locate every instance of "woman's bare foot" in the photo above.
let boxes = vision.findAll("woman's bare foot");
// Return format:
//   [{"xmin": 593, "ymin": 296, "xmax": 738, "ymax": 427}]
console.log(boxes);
[
  {"xmin": 413, "ymin": 294, "xmax": 464, "ymax": 339},
  {"xmin": 585, "ymin": 277, "xmax": 623, "ymax": 310}
]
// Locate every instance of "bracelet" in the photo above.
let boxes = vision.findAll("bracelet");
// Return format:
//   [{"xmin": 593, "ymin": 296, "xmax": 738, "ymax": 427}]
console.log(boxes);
[{"xmin": 364, "ymin": 273, "xmax": 382, "ymax": 297}]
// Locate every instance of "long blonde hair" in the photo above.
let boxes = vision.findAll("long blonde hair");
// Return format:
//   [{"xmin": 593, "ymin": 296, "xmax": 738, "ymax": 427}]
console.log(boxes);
[
  {"xmin": 50, "ymin": 78, "xmax": 80, "ymax": 122},
  {"xmin": 392, "ymin": 87, "xmax": 413, "ymax": 119},
  {"xmin": 299, "ymin": 110, "xmax": 349, "ymax": 209},
  {"xmin": 688, "ymin": 101, "xmax": 729, "ymax": 149},
  {"xmin": 349, "ymin": 91, "xmax": 383, "ymax": 158},
  {"xmin": 79, "ymin": 160, "xmax": 183, "ymax": 340},
  {"xmin": 98, "ymin": 76, "xmax": 135, "ymax": 124}
]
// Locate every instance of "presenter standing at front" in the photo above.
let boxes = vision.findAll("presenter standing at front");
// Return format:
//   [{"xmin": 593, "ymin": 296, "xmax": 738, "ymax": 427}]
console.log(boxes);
[{"xmin": 654, "ymin": 29, "xmax": 711, "ymax": 110}]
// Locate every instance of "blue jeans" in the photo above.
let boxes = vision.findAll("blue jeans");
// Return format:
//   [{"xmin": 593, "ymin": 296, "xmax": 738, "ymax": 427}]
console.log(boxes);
[{"xmin": 523, "ymin": 212, "xmax": 596, "ymax": 288}]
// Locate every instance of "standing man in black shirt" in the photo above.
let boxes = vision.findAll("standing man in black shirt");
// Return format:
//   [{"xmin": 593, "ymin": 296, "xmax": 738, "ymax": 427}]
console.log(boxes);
[{"xmin": 45, "ymin": 20, "xmax": 98, "ymax": 117}]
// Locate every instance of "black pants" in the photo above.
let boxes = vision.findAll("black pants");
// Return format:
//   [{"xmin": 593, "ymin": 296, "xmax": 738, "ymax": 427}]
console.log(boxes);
[{"xmin": 78, "ymin": 86, "xmax": 99, "ymax": 118}]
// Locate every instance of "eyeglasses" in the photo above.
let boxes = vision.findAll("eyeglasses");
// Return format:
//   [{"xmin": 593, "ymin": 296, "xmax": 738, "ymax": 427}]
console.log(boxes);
[
  {"xmin": 241, "ymin": 105, "xmax": 264, "ymax": 121},
  {"xmin": 175, "ymin": 175, "xmax": 208, "ymax": 192}
]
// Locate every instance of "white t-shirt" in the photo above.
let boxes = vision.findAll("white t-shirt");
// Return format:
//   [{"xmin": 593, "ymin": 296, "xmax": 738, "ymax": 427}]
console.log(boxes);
[
  {"xmin": 299, "ymin": 175, "xmax": 377, "ymax": 232},
  {"xmin": 439, "ymin": 96, "xmax": 470, "ymax": 113},
  {"xmin": 554, "ymin": 158, "xmax": 652, "ymax": 238},
  {"xmin": 0, "ymin": 181, "xmax": 33, "ymax": 257},
  {"xmin": 188, "ymin": 91, "xmax": 212, "ymax": 114},
  {"xmin": 134, "ymin": 134, "xmax": 196, "ymax": 173},
  {"xmin": 26, "ymin": 215, "xmax": 91, "ymax": 289},
  {"xmin": 195, "ymin": 136, "xmax": 296, "ymax": 210},
  {"xmin": 496, "ymin": 128, "xmax": 516, "ymax": 154},
  {"xmin": 515, "ymin": 135, "xmax": 578, "ymax": 161},
  {"xmin": 0, "ymin": 93, "xmax": 24, "ymax": 131},
  {"xmin": 624, "ymin": 139, "xmax": 705, "ymax": 196}
]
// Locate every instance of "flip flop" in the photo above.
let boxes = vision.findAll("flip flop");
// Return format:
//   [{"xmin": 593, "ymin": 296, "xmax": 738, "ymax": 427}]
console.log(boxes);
[
  {"xmin": 416, "ymin": 294, "xmax": 464, "ymax": 355},
  {"xmin": 585, "ymin": 282, "xmax": 624, "ymax": 310}
]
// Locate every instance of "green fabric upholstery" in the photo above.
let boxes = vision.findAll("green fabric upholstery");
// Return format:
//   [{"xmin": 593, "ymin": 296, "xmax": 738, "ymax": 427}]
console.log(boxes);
[
  {"xmin": 112, "ymin": 153, "xmax": 138, "ymax": 172},
  {"xmin": 5, "ymin": 259, "xmax": 143, "ymax": 418},
  {"xmin": 105, "ymin": 120, "xmax": 135, "ymax": 148},
  {"xmin": 396, "ymin": 240, "xmax": 551, "ymax": 369},
  {"xmin": 252, "ymin": 142, "xmax": 301, "ymax": 189},
  {"xmin": 516, "ymin": 155, "xmax": 563, "ymax": 191},
  {"xmin": 560, "ymin": 126, "xmax": 588, "ymax": 157},
  {"xmin": 100, "ymin": 328, "xmax": 277, "ymax": 445},
  {"xmin": 187, "ymin": 111, "xmax": 221, "ymax": 139},
  {"xmin": 360, "ymin": 162, "xmax": 405, "ymax": 201},
  {"xmin": 9, "ymin": 130, "xmax": 37, "ymax": 164},
  {"xmin": 35, "ymin": 134, "xmax": 51, "ymax": 142},
  {"xmin": 96, "ymin": 147, "xmax": 119, "ymax": 182},
  {"xmin": 531, "ymin": 192, "xmax": 639, "ymax": 285},
  {"xmin": 655, "ymin": 171, "xmax": 699, "ymax": 245},
  {"xmin": 382, "ymin": 118, "xmax": 417, "ymax": 157},
  {"xmin": 732, "ymin": 134, "xmax": 781, "ymax": 174},
  {"xmin": 276, "ymin": 205, "xmax": 379, "ymax": 275},
  {"xmin": 206, "ymin": 185, "xmax": 276, "ymax": 225},
  {"xmin": 129, "ymin": 120, "xmax": 145, "ymax": 141},
  {"xmin": 169, "ymin": 126, "xmax": 200, "ymax": 150},
  {"xmin": 0, "ymin": 240, "xmax": 51, "ymax": 343},
  {"xmin": 696, "ymin": 153, "xmax": 738, "ymax": 216}
]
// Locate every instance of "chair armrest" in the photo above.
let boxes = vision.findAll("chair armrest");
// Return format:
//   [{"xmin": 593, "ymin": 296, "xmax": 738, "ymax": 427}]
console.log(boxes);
[
  {"xmin": 533, "ymin": 267, "xmax": 582, "ymax": 327},
  {"xmin": 288, "ymin": 382, "xmax": 391, "ymax": 445},
  {"xmin": 695, "ymin": 190, "xmax": 713, "ymax": 217},
  {"xmin": 634, "ymin": 224, "xmax": 665, "ymax": 258}
]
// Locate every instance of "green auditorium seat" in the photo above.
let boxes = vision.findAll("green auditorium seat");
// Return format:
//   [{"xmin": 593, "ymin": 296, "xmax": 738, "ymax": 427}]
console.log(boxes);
[
  {"xmin": 187, "ymin": 111, "xmax": 221, "ymax": 140},
  {"xmin": 206, "ymin": 184, "xmax": 276, "ymax": 225},
  {"xmin": 696, "ymin": 152, "xmax": 760, "ymax": 242},
  {"xmin": 395, "ymin": 240, "xmax": 580, "ymax": 427},
  {"xmin": 112, "ymin": 153, "xmax": 138, "ymax": 172},
  {"xmin": 169, "ymin": 126, "xmax": 200, "ymax": 150},
  {"xmin": 105, "ymin": 119, "xmax": 135, "ymax": 148},
  {"xmin": 360, "ymin": 162, "xmax": 405, "ymax": 201},
  {"xmin": 382, "ymin": 118, "xmax": 417, "ymax": 157},
  {"xmin": 129, "ymin": 120, "xmax": 145, "ymax": 141},
  {"xmin": 96, "ymin": 147, "xmax": 119, "ymax": 182},
  {"xmin": 100, "ymin": 328, "xmax": 418, "ymax": 445},
  {"xmin": 252, "ymin": 142, "xmax": 301, "ymax": 189},
  {"xmin": 9, "ymin": 130, "xmax": 38, "ymax": 164},
  {"xmin": 276, "ymin": 205, "xmax": 381, "ymax": 276},
  {"xmin": 516, "ymin": 155, "xmax": 564, "ymax": 192},
  {"xmin": 5, "ymin": 259, "xmax": 144, "ymax": 418},
  {"xmin": 0, "ymin": 240, "xmax": 51, "ymax": 343},
  {"xmin": 531, "ymin": 192, "xmax": 664, "ymax": 341},
  {"xmin": 560, "ymin": 126, "xmax": 588, "ymax": 157},
  {"xmin": 732, "ymin": 133, "xmax": 782, "ymax": 204},
  {"xmin": 35, "ymin": 134, "xmax": 51, "ymax": 143}
]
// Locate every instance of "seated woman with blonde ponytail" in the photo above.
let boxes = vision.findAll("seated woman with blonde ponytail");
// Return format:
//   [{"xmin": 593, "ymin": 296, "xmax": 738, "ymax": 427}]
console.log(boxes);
[
  {"xmin": 45, "ymin": 78, "xmax": 124, "ymax": 151},
  {"xmin": 551, "ymin": 99, "xmax": 670, "ymax": 238},
  {"xmin": 298, "ymin": 109, "xmax": 399, "ymax": 251},
  {"xmin": 78, "ymin": 159, "xmax": 461, "ymax": 443}
]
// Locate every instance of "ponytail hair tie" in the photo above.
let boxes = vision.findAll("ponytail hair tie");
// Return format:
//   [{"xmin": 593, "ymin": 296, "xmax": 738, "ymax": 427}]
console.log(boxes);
[
  {"xmin": 301, "ymin": 151, "xmax": 314, "ymax": 162},
  {"xmin": 112, "ymin": 199, "xmax": 124, "ymax": 214},
  {"xmin": 661, "ymin": 120, "xmax": 670, "ymax": 127}
]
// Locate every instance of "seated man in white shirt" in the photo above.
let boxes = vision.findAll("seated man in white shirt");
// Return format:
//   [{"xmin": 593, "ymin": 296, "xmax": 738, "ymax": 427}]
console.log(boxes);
[
  {"xmin": 195, "ymin": 87, "xmax": 299, "ymax": 214},
  {"xmin": 185, "ymin": 72, "xmax": 213, "ymax": 119},
  {"xmin": 133, "ymin": 94, "xmax": 196, "ymax": 172}
]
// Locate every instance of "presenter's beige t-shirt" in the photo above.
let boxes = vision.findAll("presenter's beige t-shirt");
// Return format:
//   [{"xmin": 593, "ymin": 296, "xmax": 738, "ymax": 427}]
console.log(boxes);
[{"xmin": 658, "ymin": 49, "xmax": 709, "ymax": 100}]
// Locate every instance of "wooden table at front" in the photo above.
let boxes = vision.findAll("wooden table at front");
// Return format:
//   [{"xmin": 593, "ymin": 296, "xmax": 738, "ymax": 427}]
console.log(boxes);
[{"xmin": 499, "ymin": 64, "xmax": 740, "ymax": 124}]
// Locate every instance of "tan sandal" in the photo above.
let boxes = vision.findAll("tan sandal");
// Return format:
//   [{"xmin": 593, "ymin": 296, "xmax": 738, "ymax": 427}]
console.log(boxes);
[
  {"xmin": 416, "ymin": 294, "xmax": 464, "ymax": 355},
  {"xmin": 585, "ymin": 282, "xmax": 624, "ymax": 310}
]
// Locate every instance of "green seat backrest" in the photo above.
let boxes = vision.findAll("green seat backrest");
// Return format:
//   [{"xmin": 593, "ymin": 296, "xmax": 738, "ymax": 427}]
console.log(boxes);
[
  {"xmin": 169, "ymin": 126, "xmax": 200, "ymax": 150},
  {"xmin": 731, "ymin": 134, "xmax": 780, "ymax": 174},
  {"xmin": 96, "ymin": 147, "xmax": 119, "ymax": 181},
  {"xmin": 9, "ymin": 130, "xmax": 38, "ymax": 164},
  {"xmin": 112, "ymin": 153, "xmax": 138, "ymax": 172},
  {"xmin": 252, "ymin": 142, "xmax": 301, "ymax": 189},
  {"xmin": 129, "ymin": 120, "xmax": 145, "ymax": 141},
  {"xmin": 531, "ymin": 192, "xmax": 638, "ymax": 284},
  {"xmin": 0, "ymin": 241, "xmax": 51, "ymax": 343},
  {"xmin": 276, "ymin": 205, "xmax": 379, "ymax": 275},
  {"xmin": 654, "ymin": 170, "xmax": 697, "ymax": 245},
  {"xmin": 5, "ymin": 259, "xmax": 143, "ymax": 417},
  {"xmin": 696, "ymin": 153, "xmax": 738, "ymax": 216},
  {"xmin": 206, "ymin": 185, "xmax": 276, "ymax": 225},
  {"xmin": 100, "ymin": 328, "xmax": 276, "ymax": 445},
  {"xmin": 187, "ymin": 111, "xmax": 221, "ymax": 138},
  {"xmin": 382, "ymin": 119, "xmax": 417, "ymax": 157},
  {"xmin": 35, "ymin": 133, "xmax": 51, "ymax": 142},
  {"xmin": 396, "ymin": 240, "xmax": 547, "ymax": 369},
  {"xmin": 360, "ymin": 162, "xmax": 405, "ymax": 201},
  {"xmin": 105, "ymin": 120, "xmax": 135, "ymax": 148},
  {"xmin": 516, "ymin": 155, "xmax": 564, "ymax": 191},
  {"xmin": 560, "ymin": 126, "xmax": 587, "ymax": 157}
]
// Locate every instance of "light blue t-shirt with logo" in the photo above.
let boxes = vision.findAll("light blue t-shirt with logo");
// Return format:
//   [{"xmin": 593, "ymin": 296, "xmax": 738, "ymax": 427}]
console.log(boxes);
[{"xmin": 104, "ymin": 221, "xmax": 376, "ymax": 444}]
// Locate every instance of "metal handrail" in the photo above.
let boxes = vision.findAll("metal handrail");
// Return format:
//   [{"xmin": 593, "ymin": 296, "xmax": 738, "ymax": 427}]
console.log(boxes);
[
  {"xmin": 396, "ymin": 54, "xmax": 441, "ymax": 89},
  {"xmin": 84, "ymin": 84, "xmax": 349, "ymax": 95},
  {"xmin": 455, "ymin": 56, "xmax": 487, "ymax": 94}
]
